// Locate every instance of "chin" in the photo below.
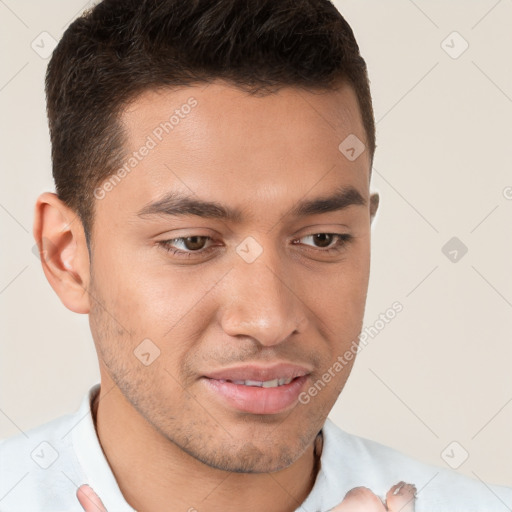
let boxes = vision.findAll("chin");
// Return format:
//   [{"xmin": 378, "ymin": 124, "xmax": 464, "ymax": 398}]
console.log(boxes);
[
  {"xmin": 185, "ymin": 439, "xmax": 298, "ymax": 474},
  {"xmin": 213, "ymin": 454, "xmax": 295, "ymax": 474}
]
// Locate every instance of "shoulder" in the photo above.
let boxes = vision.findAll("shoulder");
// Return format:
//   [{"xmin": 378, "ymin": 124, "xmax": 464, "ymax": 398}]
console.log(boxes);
[
  {"xmin": 0, "ymin": 408, "xmax": 78, "ymax": 465},
  {"xmin": 320, "ymin": 418, "xmax": 512, "ymax": 512},
  {"xmin": 0, "ymin": 392, "xmax": 94, "ymax": 511}
]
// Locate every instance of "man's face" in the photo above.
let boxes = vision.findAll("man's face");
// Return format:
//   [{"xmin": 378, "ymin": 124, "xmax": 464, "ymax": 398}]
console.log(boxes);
[{"xmin": 88, "ymin": 81, "xmax": 375, "ymax": 473}]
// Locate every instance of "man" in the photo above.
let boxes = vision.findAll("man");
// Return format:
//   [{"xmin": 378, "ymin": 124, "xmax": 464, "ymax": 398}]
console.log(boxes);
[{"xmin": 0, "ymin": 0, "xmax": 510, "ymax": 511}]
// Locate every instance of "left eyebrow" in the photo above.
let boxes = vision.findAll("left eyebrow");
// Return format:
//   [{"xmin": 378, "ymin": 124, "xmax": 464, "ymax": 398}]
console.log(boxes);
[
  {"xmin": 136, "ymin": 185, "xmax": 366, "ymax": 223},
  {"xmin": 289, "ymin": 185, "xmax": 367, "ymax": 218}
]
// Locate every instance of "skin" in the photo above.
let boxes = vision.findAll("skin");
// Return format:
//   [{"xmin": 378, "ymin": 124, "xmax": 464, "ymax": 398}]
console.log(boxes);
[{"xmin": 33, "ymin": 80, "xmax": 411, "ymax": 512}]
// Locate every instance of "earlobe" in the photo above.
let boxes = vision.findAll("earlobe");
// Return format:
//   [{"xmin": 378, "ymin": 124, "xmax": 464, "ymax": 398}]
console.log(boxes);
[
  {"xmin": 369, "ymin": 192, "xmax": 379, "ymax": 224},
  {"xmin": 33, "ymin": 192, "xmax": 91, "ymax": 314}
]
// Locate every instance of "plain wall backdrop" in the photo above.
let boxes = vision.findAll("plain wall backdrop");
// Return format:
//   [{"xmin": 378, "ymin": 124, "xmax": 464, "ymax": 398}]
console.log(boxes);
[{"xmin": 1, "ymin": 0, "xmax": 511, "ymax": 489}]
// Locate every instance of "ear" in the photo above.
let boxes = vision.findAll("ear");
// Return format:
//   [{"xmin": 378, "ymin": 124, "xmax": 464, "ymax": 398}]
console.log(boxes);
[
  {"xmin": 33, "ymin": 192, "xmax": 91, "ymax": 314},
  {"xmin": 369, "ymin": 192, "xmax": 379, "ymax": 225}
]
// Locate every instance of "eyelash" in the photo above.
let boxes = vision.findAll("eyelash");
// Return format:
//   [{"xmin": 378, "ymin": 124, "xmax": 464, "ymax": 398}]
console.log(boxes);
[{"xmin": 158, "ymin": 233, "xmax": 353, "ymax": 259}]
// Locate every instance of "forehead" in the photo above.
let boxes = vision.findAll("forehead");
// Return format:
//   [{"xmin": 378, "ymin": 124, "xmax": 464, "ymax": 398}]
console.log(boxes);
[
  {"xmin": 101, "ymin": 81, "xmax": 370, "ymax": 222},
  {"xmin": 121, "ymin": 80, "xmax": 367, "ymax": 158}
]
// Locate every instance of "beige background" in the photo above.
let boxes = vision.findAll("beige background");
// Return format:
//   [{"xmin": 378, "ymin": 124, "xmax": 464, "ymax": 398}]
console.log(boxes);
[{"xmin": 1, "ymin": 0, "xmax": 511, "ymax": 489}]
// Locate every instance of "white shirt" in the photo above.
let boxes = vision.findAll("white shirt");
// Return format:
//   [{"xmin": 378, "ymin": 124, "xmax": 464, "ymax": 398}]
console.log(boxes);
[{"xmin": 0, "ymin": 383, "xmax": 510, "ymax": 511}]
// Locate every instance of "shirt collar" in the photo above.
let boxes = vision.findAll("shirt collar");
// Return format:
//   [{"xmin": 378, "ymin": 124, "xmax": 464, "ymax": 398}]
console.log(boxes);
[{"xmin": 71, "ymin": 384, "xmax": 337, "ymax": 512}]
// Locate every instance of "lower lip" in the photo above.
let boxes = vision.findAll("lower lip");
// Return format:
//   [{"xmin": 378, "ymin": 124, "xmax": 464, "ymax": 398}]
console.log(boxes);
[{"xmin": 201, "ymin": 375, "xmax": 310, "ymax": 415}]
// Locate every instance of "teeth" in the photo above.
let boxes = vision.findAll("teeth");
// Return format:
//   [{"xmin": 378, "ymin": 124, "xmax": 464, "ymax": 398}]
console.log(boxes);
[
  {"xmin": 246, "ymin": 379, "xmax": 268, "ymax": 387},
  {"xmin": 229, "ymin": 377, "xmax": 294, "ymax": 387}
]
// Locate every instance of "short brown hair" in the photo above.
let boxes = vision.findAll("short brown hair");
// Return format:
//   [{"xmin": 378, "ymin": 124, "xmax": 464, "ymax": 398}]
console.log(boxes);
[{"xmin": 46, "ymin": 0, "xmax": 376, "ymax": 246}]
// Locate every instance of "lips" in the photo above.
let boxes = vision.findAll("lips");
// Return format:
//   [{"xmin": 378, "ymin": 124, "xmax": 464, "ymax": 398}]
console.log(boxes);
[
  {"xmin": 201, "ymin": 363, "xmax": 312, "ymax": 414},
  {"xmin": 203, "ymin": 363, "xmax": 311, "ymax": 382}
]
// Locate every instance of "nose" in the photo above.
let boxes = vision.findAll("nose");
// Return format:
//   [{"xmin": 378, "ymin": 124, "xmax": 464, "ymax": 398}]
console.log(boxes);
[{"xmin": 219, "ymin": 245, "xmax": 307, "ymax": 347}]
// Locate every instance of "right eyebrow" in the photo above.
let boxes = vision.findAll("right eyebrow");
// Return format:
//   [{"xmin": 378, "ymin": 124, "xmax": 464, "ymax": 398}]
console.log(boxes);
[{"xmin": 137, "ymin": 192, "xmax": 244, "ymax": 223}]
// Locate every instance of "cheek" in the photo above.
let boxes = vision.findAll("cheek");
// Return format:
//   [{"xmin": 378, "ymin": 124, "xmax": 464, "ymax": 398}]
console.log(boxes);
[
  {"xmin": 305, "ymin": 242, "xmax": 370, "ymax": 316},
  {"xmin": 93, "ymin": 239, "xmax": 214, "ymax": 326},
  {"xmin": 90, "ymin": 245, "xmax": 224, "ymax": 374}
]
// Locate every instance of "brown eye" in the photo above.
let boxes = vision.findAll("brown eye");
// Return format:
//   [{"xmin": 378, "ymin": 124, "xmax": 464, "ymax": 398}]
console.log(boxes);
[
  {"xmin": 311, "ymin": 233, "xmax": 335, "ymax": 248},
  {"xmin": 159, "ymin": 236, "xmax": 215, "ymax": 257},
  {"xmin": 294, "ymin": 233, "xmax": 353, "ymax": 254},
  {"xmin": 181, "ymin": 236, "xmax": 208, "ymax": 251}
]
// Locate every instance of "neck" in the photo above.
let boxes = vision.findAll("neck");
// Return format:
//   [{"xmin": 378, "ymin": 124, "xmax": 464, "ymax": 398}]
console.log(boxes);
[{"xmin": 92, "ymin": 384, "xmax": 322, "ymax": 512}]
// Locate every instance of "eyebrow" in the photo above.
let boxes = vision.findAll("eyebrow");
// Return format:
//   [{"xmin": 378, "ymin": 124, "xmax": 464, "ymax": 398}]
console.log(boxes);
[{"xmin": 136, "ymin": 185, "xmax": 366, "ymax": 222}]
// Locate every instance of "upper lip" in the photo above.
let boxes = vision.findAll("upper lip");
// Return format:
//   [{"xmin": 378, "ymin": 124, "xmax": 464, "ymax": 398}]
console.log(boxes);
[{"xmin": 203, "ymin": 363, "xmax": 312, "ymax": 382}]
